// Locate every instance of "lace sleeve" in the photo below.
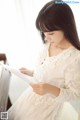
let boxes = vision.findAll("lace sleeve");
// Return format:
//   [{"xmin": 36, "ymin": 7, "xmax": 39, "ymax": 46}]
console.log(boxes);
[{"xmin": 55, "ymin": 55, "xmax": 80, "ymax": 103}]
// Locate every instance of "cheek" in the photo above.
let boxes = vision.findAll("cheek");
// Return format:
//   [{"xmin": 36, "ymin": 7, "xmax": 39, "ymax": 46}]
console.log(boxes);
[{"xmin": 52, "ymin": 34, "xmax": 64, "ymax": 43}]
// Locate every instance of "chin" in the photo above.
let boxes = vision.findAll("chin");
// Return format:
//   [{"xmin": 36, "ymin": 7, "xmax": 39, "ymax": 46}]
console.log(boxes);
[{"xmin": 48, "ymin": 41, "xmax": 54, "ymax": 43}]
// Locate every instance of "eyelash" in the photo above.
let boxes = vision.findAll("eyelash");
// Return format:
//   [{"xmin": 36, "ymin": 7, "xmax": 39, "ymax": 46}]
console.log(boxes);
[{"xmin": 49, "ymin": 33, "xmax": 54, "ymax": 35}]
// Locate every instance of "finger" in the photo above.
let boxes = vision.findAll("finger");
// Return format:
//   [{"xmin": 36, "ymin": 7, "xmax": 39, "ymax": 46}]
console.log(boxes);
[
  {"xmin": 19, "ymin": 67, "xmax": 26, "ymax": 70},
  {"xmin": 29, "ymin": 82, "xmax": 34, "ymax": 86},
  {"xmin": 19, "ymin": 68, "xmax": 24, "ymax": 70},
  {"xmin": 30, "ymin": 83, "xmax": 39, "ymax": 88},
  {"xmin": 33, "ymin": 90, "xmax": 43, "ymax": 95}
]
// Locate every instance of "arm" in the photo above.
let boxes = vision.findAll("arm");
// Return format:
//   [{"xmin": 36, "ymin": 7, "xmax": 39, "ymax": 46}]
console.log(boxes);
[
  {"xmin": 31, "ymin": 56, "xmax": 80, "ymax": 103},
  {"xmin": 54, "ymin": 57, "xmax": 80, "ymax": 102}
]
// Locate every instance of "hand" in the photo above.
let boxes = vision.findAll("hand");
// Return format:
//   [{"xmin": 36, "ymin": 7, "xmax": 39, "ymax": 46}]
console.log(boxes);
[
  {"xmin": 30, "ymin": 83, "xmax": 49, "ymax": 95},
  {"xmin": 30, "ymin": 83, "xmax": 60, "ymax": 96},
  {"xmin": 19, "ymin": 67, "xmax": 28, "ymax": 74},
  {"xmin": 19, "ymin": 67, "xmax": 33, "ymax": 77}
]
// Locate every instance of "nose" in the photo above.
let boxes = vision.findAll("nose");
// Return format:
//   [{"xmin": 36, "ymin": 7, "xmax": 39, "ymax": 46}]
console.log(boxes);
[
  {"xmin": 44, "ymin": 33, "xmax": 49, "ymax": 41},
  {"xmin": 44, "ymin": 32, "xmax": 48, "ymax": 37}
]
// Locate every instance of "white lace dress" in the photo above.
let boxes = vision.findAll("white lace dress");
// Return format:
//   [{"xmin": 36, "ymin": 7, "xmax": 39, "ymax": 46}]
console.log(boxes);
[{"xmin": 8, "ymin": 43, "xmax": 80, "ymax": 120}]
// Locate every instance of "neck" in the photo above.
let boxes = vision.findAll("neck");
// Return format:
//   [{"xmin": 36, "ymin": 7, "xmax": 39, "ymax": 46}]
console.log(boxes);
[{"xmin": 51, "ymin": 39, "xmax": 73, "ymax": 50}]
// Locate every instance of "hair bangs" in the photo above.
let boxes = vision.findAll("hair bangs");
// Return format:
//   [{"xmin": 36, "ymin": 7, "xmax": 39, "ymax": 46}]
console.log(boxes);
[{"xmin": 36, "ymin": 16, "xmax": 61, "ymax": 33}]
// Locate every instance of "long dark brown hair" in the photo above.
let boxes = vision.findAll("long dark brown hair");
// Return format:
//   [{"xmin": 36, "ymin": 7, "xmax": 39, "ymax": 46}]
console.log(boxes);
[{"xmin": 36, "ymin": 0, "xmax": 80, "ymax": 50}]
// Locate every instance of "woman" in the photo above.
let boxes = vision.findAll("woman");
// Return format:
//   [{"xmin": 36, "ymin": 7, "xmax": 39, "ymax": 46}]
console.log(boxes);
[{"xmin": 8, "ymin": 0, "xmax": 80, "ymax": 120}]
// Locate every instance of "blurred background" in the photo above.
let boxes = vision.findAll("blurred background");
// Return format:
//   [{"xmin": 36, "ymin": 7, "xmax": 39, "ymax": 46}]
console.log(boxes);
[{"xmin": 0, "ymin": 0, "xmax": 80, "ymax": 119}]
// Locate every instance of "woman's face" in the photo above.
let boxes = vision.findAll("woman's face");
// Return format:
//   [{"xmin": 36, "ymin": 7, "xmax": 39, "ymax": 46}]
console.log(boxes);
[{"xmin": 44, "ymin": 30, "xmax": 65, "ymax": 45}]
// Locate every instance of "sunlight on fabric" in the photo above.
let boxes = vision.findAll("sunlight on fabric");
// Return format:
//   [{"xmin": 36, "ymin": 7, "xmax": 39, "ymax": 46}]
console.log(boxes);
[{"xmin": 0, "ymin": 0, "xmax": 80, "ymax": 69}]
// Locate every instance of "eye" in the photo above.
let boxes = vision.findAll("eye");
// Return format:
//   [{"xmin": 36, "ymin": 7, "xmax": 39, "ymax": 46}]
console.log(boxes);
[{"xmin": 49, "ymin": 33, "xmax": 54, "ymax": 35}]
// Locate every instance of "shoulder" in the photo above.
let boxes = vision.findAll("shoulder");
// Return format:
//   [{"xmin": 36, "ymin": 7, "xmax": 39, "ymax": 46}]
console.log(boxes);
[
  {"xmin": 68, "ymin": 46, "xmax": 80, "ymax": 60},
  {"xmin": 66, "ymin": 47, "xmax": 80, "ymax": 70},
  {"xmin": 73, "ymin": 47, "xmax": 80, "ymax": 61}
]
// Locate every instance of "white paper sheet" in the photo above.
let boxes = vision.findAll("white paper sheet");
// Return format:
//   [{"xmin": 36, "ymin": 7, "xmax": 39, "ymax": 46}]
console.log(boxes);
[{"xmin": 0, "ymin": 63, "xmax": 34, "ymax": 84}]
